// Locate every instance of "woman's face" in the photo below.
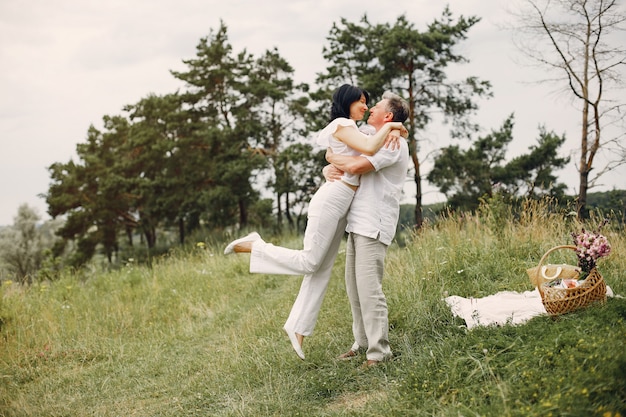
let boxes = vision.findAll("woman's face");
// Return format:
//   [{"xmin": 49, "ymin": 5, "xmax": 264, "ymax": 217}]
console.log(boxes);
[{"xmin": 348, "ymin": 94, "xmax": 368, "ymax": 121}]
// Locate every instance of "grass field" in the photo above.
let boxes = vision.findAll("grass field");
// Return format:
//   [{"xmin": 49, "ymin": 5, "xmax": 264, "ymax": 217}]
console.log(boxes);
[{"xmin": 1, "ymin": 199, "xmax": 625, "ymax": 416}]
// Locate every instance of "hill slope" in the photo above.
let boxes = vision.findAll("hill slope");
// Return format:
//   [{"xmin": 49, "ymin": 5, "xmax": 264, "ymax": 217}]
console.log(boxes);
[{"xmin": 1, "ymin": 200, "xmax": 625, "ymax": 416}]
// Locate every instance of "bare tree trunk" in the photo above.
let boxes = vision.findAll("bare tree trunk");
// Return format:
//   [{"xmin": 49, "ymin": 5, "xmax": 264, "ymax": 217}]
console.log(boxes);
[
  {"xmin": 578, "ymin": 99, "xmax": 590, "ymax": 219},
  {"xmin": 578, "ymin": 170, "xmax": 589, "ymax": 219}
]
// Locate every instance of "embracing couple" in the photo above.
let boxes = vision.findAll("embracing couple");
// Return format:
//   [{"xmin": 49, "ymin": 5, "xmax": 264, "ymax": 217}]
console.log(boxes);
[{"xmin": 224, "ymin": 84, "xmax": 410, "ymax": 368}]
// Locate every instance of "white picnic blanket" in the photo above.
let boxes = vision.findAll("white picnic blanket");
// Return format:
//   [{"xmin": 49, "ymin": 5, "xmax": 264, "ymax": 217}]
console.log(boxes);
[{"xmin": 444, "ymin": 286, "xmax": 615, "ymax": 329}]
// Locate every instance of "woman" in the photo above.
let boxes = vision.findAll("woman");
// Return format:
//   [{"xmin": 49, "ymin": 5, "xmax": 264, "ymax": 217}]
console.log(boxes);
[{"xmin": 224, "ymin": 84, "xmax": 406, "ymax": 359}]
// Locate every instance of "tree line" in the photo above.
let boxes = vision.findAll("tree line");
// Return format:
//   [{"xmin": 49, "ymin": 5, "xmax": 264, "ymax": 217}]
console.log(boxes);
[
  {"xmin": 45, "ymin": 10, "xmax": 497, "ymax": 268},
  {"xmin": 2, "ymin": 1, "xmax": 624, "ymax": 282}
]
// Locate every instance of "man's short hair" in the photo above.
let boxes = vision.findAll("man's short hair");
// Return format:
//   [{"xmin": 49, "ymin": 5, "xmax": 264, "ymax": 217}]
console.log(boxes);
[{"xmin": 382, "ymin": 91, "xmax": 409, "ymax": 123}]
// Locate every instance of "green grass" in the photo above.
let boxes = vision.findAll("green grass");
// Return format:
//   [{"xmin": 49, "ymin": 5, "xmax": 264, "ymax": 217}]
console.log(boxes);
[{"xmin": 1, "ymin": 200, "xmax": 625, "ymax": 417}]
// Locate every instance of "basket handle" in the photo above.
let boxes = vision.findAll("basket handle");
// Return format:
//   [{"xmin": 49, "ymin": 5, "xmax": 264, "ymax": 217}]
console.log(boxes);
[
  {"xmin": 531, "ymin": 245, "xmax": 579, "ymax": 293},
  {"xmin": 537, "ymin": 245, "xmax": 577, "ymax": 270}
]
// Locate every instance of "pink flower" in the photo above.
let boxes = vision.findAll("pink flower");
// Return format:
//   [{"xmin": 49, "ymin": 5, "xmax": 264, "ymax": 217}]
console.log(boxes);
[{"xmin": 571, "ymin": 220, "xmax": 611, "ymax": 273}]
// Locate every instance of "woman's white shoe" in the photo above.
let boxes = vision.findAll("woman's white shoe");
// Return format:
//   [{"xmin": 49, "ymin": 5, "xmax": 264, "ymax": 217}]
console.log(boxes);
[
  {"xmin": 283, "ymin": 326, "xmax": 305, "ymax": 360},
  {"xmin": 223, "ymin": 232, "xmax": 261, "ymax": 255}
]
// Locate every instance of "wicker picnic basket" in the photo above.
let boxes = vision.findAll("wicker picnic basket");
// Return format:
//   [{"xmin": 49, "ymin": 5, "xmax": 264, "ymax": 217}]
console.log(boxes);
[{"xmin": 527, "ymin": 245, "xmax": 607, "ymax": 316}]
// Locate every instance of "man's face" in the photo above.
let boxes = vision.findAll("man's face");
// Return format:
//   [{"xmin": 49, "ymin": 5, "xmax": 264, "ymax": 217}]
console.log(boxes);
[{"xmin": 367, "ymin": 99, "xmax": 391, "ymax": 129}]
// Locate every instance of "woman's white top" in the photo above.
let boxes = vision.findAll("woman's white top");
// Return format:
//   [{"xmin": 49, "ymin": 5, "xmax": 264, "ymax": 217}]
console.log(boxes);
[{"xmin": 316, "ymin": 118, "xmax": 361, "ymax": 186}]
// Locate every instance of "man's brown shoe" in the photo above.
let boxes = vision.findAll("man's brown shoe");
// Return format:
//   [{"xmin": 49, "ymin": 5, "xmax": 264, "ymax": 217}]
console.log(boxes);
[
  {"xmin": 338, "ymin": 349, "xmax": 359, "ymax": 361},
  {"xmin": 361, "ymin": 360, "xmax": 380, "ymax": 369}
]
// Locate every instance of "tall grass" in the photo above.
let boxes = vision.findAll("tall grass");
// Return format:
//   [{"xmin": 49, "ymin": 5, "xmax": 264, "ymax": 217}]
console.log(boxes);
[{"xmin": 1, "ymin": 199, "xmax": 624, "ymax": 416}]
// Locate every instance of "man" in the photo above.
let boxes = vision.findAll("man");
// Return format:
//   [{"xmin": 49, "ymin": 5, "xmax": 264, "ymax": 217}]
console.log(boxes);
[{"xmin": 325, "ymin": 91, "xmax": 410, "ymax": 367}]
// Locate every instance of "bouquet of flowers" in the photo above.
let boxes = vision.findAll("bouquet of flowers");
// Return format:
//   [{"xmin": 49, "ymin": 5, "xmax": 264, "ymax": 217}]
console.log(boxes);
[{"xmin": 571, "ymin": 219, "xmax": 611, "ymax": 279}]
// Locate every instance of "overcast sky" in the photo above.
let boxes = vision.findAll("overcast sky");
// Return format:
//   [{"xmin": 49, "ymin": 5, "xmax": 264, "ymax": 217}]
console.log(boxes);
[{"xmin": 1, "ymin": 0, "xmax": 624, "ymax": 226}]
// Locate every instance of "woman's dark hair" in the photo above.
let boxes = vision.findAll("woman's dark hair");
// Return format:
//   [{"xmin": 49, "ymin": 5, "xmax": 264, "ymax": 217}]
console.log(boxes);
[{"xmin": 330, "ymin": 84, "xmax": 370, "ymax": 121}]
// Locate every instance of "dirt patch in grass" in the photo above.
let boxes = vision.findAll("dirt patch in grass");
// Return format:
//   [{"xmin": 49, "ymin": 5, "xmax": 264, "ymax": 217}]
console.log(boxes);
[{"xmin": 326, "ymin": 390, "xmax": 387, "ymax": 412}]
